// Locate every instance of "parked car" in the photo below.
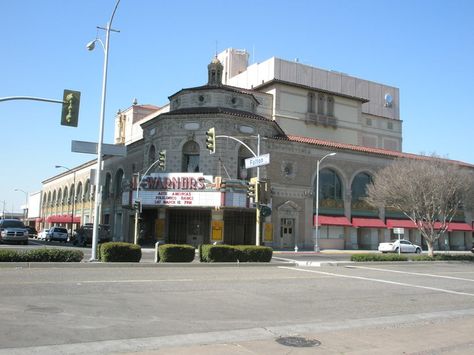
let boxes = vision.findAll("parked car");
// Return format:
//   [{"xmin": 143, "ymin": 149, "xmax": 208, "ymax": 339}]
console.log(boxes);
[
  {"xmin": 25, "ymin": 226, "xmax": 37, "ymax": 238},
  {"xmin": 378, "ymin": 239, "xmax": 422, "ymax": 253},
  {"xmin": 0, "ymin": 219, "xmax": 29, "ymax": 245},
  {"xmin": 38, "ymin": 228, "xmax": 50, "ymax": 240},
  {"xmin": 71, "ymin": 223, "xmax": 111, "ymax": 247},
  {"xmin": 47, "ymin": 227, "xmax": 69, "ymax": 242}
]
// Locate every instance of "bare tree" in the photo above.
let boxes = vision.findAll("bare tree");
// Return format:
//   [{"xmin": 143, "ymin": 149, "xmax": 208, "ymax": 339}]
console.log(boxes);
[{"xmin": 366, "ymin": 157, "xmax": 474, "ymax": 256}]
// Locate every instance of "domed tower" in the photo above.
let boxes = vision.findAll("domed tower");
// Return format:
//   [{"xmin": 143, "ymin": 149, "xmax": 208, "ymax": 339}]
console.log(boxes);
[{"xmin": 207, "ymin": 56, "xmax": 223, "ymax": 86}]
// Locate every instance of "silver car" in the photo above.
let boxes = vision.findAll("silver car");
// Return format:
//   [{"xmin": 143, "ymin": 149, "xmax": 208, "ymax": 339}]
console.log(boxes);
[
  {"xmin": 0, "ymin": 219, "xmax": 29, "ymax": 245},
  {"xmin": 378, "ymin": 239, "xmax": 422, "ymax": 253},
  {"xmin": 47, "ymin": 227, "xmax": 69, "ymax": 242}
]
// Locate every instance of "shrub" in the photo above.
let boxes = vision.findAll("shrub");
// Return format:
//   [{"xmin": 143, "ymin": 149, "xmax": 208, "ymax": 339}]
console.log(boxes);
[
  {"xmin": 99, "ymin": 242, "xmax": 141, "ymax": 262},
  {"xmin": 200, "ymin": 244, "xmax": 238, "ymax": 262},
  {"xmin": 351, "ymin": 253, "xmax": 474, "ymax": 262},
  {"xmin": 234, "ymin": 245, "xmax": 273, "ymax": 262},
  {"xmin": 200, "ymin": 244, "xmax": 273, "ymax": 262},
  {"xmin": 158, "ymin": 244, "xmax": 195, "ymax": 262},
  {"xmin": 351, "ymin": 253, "xmax": 408, "ymax": 262},
  {"xmin": 0, "ymin": 248, "xmax": 83, "ymax": 262}
]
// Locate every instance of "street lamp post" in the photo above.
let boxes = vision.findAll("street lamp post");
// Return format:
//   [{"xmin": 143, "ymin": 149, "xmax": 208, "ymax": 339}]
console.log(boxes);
[
  {"xmin": 87, "ymin": 0, "xmax": 121, "ymax": 261},
  {"xmin": 55, "ymin": 165, "xmax": 76, "ymax": 237},
  {"xmin": 314, "ymin": 152, "xmax": 336, "ymax": 252},
  {"xmin": 14, "ymin": 188, "xmax": 28, "ymax": 224}
]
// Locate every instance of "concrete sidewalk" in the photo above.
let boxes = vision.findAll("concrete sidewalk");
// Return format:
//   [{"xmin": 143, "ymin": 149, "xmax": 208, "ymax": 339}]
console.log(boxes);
[{"xmin": 119, "ymin": 315, "xmax": 474, "ymax": 355}]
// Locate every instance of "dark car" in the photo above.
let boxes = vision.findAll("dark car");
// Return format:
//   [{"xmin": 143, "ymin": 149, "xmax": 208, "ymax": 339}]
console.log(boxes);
[
  {"xmin": 71, "ymin": 224, "xmax": 111, "ymax": 247},
  {"xmin": 25, "ymin": 226, "xmax": 38, "ymax": 238},
  {"xmin": 0, "ymin": 219, "xmax": 29, "ymax": 245}
]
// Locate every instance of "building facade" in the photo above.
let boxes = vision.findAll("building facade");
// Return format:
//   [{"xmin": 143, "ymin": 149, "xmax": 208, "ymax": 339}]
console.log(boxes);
[{"xmin": 39, "ymin": 49, "xmax": 474, "ymax": 250}]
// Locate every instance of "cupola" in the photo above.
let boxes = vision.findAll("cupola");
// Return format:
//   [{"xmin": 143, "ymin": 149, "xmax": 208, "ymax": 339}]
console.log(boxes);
[{"xmin": 207, "ymin": 56, "xmax": 223, "ymax": 86}]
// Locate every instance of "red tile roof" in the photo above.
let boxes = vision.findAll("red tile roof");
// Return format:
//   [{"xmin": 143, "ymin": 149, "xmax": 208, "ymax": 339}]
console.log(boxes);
[{"xmin": 273, "ymin": 135, "xmax": 474, "ymax": 168}]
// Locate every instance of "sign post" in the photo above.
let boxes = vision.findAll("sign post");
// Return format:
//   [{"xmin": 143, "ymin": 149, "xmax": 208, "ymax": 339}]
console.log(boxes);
[{"xmin": 393, "ymin": 227, "xmax": 405, "ymax": 254}]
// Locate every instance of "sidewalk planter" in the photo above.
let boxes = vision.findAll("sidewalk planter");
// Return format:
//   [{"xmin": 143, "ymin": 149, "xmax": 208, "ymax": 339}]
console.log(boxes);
[
  {"xmin": 0, "ymin": 248, "xmax": 84, "ymax": 262},
  {"xmin": 200, "ymin": 244, "xmax": 273, "ymax": 263},
  {"xmin": 99, "ymin": 242, "xmax": 141, "ymax": 262},
  {"xmin": 157, "ymin": 244, "xmax": 195, "ymax": 263}
]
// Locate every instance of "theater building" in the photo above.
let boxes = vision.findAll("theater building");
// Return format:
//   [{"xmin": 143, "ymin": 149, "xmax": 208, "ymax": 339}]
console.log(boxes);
[{"xmin": 40, "ymin": 49, "xmax": 474, "ymax": 250}]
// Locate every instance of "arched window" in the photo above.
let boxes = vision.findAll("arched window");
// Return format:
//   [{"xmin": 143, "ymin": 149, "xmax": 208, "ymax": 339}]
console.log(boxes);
[
  {"xmin": 103, "ymin": 173, "xmax": 111, "ymax": 200},
  {"xmin": 62, "ymin": 187, "xmax": 68, "ymax": 205},
  {"xmin": 318, "ymin": 168, "xmax": 342, "ymax": 200},
  {"xmin": 351, "ymin": 172, "xmax": 372, "ymax": 202},
  {"xmin": 69, "ymin": 184, "xmax": 75, "ymax": 205},
  {"xmin": 76, "ymin": 182, "xmax": 83, "ymax": 202},
  {"xmin": 52, "ymin": 190, "xmax": 57, "ymax": 207},
  {"xmin": 148, "ymin": 145, "xmax": 156, "ymax": 167},
  {"xmin": 84, "ymin": 179, "xmax": 90, "ymax": 201},
  {"xmin": 182, "ymin": 141, "xmax": 200, "ymax": 172},
  {"xmin": 115, "ymin": 169, "xmax": 124, "ymax": 197},
  {"xmin": 47, "ymin": 191, "xmax": 52, "ymax": 207},
  {"xmin": 57, "ymin": 189, "xmax": 62, "ymax": 207}
]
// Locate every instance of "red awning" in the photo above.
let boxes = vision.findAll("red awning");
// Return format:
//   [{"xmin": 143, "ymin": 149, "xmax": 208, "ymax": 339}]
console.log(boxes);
[
  {"xmin": 386, "ymin": 219, "xmax": 417, "ymax": 229},
  {"xmin": 46, "ymin": 215, "xmax": 81, "ymax": 224},
  {"xmin": 314, "ymin": 215, "xmax": 352, "ymax": 227},
  {"xmin": 352, "ymin": 217, "xmax": 387, "ymax": 228},
  {"xmin": 447, "ymin": 222, "xmax": 473, "ymax": 231}
]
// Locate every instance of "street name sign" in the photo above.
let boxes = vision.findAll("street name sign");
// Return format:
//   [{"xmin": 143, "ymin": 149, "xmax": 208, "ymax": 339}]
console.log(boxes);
[
  {"xmin": 245, "ymin": 153, "xmax": 270, "ymax": 169},
  {"xmin": 71, "ymin": 140, "xmax": 127, "ymax": 157}
]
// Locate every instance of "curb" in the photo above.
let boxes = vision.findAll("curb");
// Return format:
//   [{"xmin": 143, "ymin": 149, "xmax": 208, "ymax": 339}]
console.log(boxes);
[{"xmin": 0, "ymin": 261, "xmax": 296, "ymax": 269}]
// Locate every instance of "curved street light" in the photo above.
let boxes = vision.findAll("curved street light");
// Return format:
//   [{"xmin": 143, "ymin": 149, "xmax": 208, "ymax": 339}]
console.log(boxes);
[
  {"xmin": 87, "ymin": 0, "xmax": 121, "ymax": 261},
  {"xmin": 314, "ymin": 152, "xmax": 337, "ymax": 252}
]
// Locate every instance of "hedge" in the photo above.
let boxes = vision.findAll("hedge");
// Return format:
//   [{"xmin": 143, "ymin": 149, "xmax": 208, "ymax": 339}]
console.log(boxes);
[
  {"xmin": 158, "ymin": 244, "xmax": 195, "ymax": 262},
  {"xmin": 200, "ymin": 244, "xmax": 273, "ymax": 262},
  {"xmin": 0, "ymin": 248, "xmax": 84, "ymax": 262},
  {"xmin": 99, "ymin": 242, "xmax": 141, "ymax": 262},
  {"xmin": 351, "ymin": 253, "xmax": 474, "ymax": 262}
]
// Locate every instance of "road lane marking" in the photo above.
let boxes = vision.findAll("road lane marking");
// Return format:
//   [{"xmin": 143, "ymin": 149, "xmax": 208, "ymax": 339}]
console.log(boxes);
[
  {"xmin": 79, "ymin": 279, "xmax": 193, "ymax": 284},
  {"xmin": 278, "ymin": 266, "xmax": 474, "ymax": 297},
  {"xmin": 345, "ymin": 265, "xmax": 474, "ymax": 282}
]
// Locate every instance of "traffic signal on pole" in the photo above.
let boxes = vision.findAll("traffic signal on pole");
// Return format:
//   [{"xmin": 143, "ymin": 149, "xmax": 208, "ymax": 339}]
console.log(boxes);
[
  {"xmin": 206, "ymin": 127, "xmax": 216, "ymax": 154},
  {"xmin": 259, "ymin": 179, "xmax": 272, "ymax": 204},
  {"xmin": 133, "ymin": 200, "xmax": 141, "ymax": 212},
  {"xmin": 247, "ymin": 177, "xmax": 259, "ymax": 202},
  {"xmin": 61, "ymin": 89, "xmax": 80, "ymax": 127},
  {"xmin": 158, "ymin": 150, "xmax": 166, "ymax": 170}
]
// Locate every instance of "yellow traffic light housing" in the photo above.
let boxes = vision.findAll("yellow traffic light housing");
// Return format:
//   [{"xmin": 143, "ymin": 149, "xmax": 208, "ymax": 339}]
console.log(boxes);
[
  {"xmin": 247, "ymin": 177, "xmax": 259, "ymax": 202},
  {"xmin": 61, "ymin": 89, "xmax": 80, "ymax": 127},
  {"xmin": 206, "ymin": 127, "xmax": 216, "ymax": 154}
]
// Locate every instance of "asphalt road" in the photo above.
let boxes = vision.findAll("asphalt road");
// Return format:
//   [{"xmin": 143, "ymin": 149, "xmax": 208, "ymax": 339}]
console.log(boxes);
[{"xmin": 0, "ymin": 262, "xmax": 473, "ymax": 354}]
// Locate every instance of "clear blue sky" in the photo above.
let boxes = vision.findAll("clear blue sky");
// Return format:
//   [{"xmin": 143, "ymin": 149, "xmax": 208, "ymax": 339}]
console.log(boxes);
[{"xmin": 1, "ymin": 0, "xmax": 473, "ymax": 213}]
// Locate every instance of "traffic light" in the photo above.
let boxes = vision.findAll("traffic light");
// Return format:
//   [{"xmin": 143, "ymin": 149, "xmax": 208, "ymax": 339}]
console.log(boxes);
[
  {"xmin": 259, "ymin": 179, "xmax": 272, "ymax": 204},
  {"xmin": 158, "ymin": 150, "xmax": 166, "ymax": 170},
  {"xmin": 206, "ymin": 127, "xmax": 216, "ymax": 154},
  {"xmin": 247, "ymin": 177, "xmax": 259, "ymax": 202},
  {"xmin": 61, "ymin": 89, "xmax": 80, "ymax": 127},
  {"xmin": 133, "ymin": 200, "xmax": 141, "ymax": 212}
]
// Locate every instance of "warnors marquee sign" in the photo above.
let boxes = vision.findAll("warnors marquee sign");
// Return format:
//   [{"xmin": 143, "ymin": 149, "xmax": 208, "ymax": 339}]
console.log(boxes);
[{"xmin": 129, "ymin": 173, "xmax": 222, "ymax": 207}]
